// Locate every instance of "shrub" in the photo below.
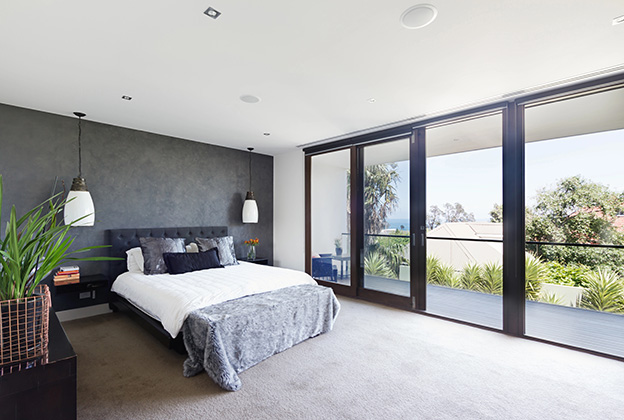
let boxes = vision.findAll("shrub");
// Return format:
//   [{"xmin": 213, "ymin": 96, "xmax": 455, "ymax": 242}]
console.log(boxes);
[
  {"xmin": 426, "ymin": 255, "xmax": 441, "ymax": 284},
  {"xmin": 436, "ymin": 263, "xmax": 461, "ymax": 288},
  {"xmin": 542, "ymin": 261, "xmax": 589, "ymax": 287},
  {"xmin": 364, "ymin": 252, "xmax": 395, "ymax": 279},
  {"xmin": 580, "ymin": 267, "xmax": 624, "ymax": 313},
  {"xmin": 525, "ymin": 253, "xmax": 547, "ymax": 301},
  {"xmin": 479, "ymin": 262, "xmax": 503, "ymax": 295},
  {"xmin": 461, "ymin": 263, "xmax": 482, "ymax": 291}
]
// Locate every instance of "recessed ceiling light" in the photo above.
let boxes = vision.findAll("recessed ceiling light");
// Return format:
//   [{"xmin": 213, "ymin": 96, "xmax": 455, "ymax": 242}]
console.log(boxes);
[
  {"xmin": 367, "ymin": 98, "xmax": 376, "ymax": 103},
  {"xmin": 204, "ymin": 7, "xmax": 221, "ymax": 19},
  {"xmin": 121, "ymin": 95, "xmax": 132, "ymax": 100},
  {"xmin": 240, "ymin": 95, "xmax": 261, "ymax": 103},
  {"xmin": 400, "ymin": 4, "xmax": 438, "ymax": 29},
  {"xmin": 613, "ymin": 14, "xmax": 624, "ymax": 26}
]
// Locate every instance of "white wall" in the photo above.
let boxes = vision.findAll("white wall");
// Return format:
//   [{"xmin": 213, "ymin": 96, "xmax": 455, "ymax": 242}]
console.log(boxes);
[
  {"xmin": 310, "ymin": 160, "xmax": 349, "ymax": 255},
  {"xmin": 273, "ymin": 149, "xmax": 306, "ymax": 270}
]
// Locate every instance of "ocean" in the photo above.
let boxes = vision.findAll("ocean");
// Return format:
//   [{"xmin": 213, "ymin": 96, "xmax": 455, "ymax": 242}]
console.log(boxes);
[{"xmin": 386, "ymin": 218, "xmax": 410, "ymax": 231}]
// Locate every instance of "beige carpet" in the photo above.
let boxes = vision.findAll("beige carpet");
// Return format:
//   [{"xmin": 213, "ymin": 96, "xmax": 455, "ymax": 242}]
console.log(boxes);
[{"xmin": 63, "ymin": 297, "xmax": 624, "ymax": 420}]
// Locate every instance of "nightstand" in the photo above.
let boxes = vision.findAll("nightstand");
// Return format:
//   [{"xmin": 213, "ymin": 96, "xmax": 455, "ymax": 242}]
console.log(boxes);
[
  {"xmin": 240, "ymin": 257, "xmax": 269, "ymax": 265},
  {"xmin": 0, "ymin": 308, "xmax": 77, "ymax": 419},
  {"xmin": 50, "ymin": 274, "xmax": 110, "ymax": 311}
]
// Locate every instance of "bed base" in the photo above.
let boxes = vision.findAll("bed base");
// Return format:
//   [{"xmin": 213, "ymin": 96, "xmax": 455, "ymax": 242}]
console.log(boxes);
[
  {"xmin": 109, "ymin": 293, "xmax": 186, "ymax": 354},
  {"xmin": 107, "ymin": 226, "xmax": 228, "ymax": 355}
]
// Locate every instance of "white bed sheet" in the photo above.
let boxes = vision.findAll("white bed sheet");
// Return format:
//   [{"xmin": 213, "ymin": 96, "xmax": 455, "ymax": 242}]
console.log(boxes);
[{"xmin": 111, "ymin": 262, "xmax": 317, "ymax": 337}]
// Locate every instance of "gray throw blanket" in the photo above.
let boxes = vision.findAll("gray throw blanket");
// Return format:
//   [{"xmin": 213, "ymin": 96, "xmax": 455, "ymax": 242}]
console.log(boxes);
[{"xmin": 182, "ymin": 284, "xmax": 340, "ymax": 391}]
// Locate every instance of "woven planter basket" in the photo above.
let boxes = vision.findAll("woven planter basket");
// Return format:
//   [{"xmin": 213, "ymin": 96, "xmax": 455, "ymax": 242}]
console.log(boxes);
[{"xmin": 0, "ymin": 284, "xmax": 50, "ymax": 375}]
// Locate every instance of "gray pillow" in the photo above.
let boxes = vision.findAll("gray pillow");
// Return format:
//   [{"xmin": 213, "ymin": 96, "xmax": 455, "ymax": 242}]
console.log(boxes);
[
  {"xmin": 139, "ymin": 237, "xmax": 186, "ymax": 275},
  {"xmin": 195, "ymin": 236, "xmax": 238, "ymax": 266}
]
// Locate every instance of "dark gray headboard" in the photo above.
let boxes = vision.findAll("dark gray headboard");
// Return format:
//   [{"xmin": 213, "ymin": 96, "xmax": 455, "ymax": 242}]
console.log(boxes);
[{"xmin": 107, "ymin": 226, "xmax": 228, "ymax": 282}]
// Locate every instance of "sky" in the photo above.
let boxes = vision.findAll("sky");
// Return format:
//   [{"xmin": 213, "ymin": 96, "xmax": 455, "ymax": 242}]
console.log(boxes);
[{"xmin": 387, "ymin": 129, "xmax": 624, "ymax": 221}]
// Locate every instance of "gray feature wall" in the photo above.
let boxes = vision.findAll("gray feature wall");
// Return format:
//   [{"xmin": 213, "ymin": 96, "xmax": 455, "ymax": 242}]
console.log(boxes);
[{"xmin": 0, "ymin": 103, "xmax": 273, "ymax": 275}]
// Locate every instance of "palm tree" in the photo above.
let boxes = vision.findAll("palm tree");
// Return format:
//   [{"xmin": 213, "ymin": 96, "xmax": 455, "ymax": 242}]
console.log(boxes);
[{"xmin": 363, "ymin": 164, "xmax": 400, "ymax": 235}]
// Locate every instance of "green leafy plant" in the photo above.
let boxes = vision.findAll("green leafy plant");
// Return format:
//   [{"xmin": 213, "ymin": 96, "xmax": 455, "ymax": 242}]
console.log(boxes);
[
  {"xmin": 0, "ymin": 175, "xmax": 113, "ymax": 300},
  {"xmin": 580, "ymin": 267, "xmax": 624, "ymax": 313},
  {"xmin": 372, "ymin": 233, "xmax": 409, "ymax": 278},
  {"xmin": 364, "ymin": 251, "xmax": 395, "ymax": 278},
  {"xmin": 539, "ymin": 292, "xmax": 564, "ymax": 306},
  {"xmin": 525, "ymin": 253, "xmax": 547, "ymax": 301},
  {"xmin": 543, "ymin": 261, "xmax": 588, "ymax": 287},
  {"xmin": 426, "ymin": 255, "xmax": 441, "ymax": 284},
  {"xmin": 479, "ymin": 262, "xmax": 503, "ymax": 295},
  {"xmin": 426, "ymin": 255, "xmax": 460, "ymax": 288},
  {"xmin": 461, "ymin": 263, "xmax": 482, "ymax": 291},
  {"xmin": 436, "ymin": 263, "xmax": 461, "ymax": 288}
]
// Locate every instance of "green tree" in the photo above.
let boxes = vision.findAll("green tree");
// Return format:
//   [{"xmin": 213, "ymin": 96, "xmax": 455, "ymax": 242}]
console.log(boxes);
[
  {"xmin": 526, "ymin": 175, "xmax": 624, "ymax": 268},
  {"xmin": 489, "ymin": 203, "xmax": 503, "ymax": 223},
  {"xmin": 363, "ymin": 164, "xmax": 400, "ymax": 234},
  {"xmin": 346, "ymin": 164, "xmax": 401, "ymax": 236},
  {"xmin": 427, "ymin": 202, "xmax": 475, "ymax": 230}
]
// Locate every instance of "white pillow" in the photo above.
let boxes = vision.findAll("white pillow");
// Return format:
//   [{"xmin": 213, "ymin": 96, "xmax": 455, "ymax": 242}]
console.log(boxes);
[
  {"xmin": 126, "ymin": 247, "xmax": 145, "ymax": 273},
  {"xmin": 185, "ymin": 242, "xmax": 199, "ymax": 253}
]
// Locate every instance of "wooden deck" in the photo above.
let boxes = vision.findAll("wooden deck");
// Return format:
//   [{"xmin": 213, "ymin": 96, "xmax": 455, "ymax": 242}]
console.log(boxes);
[{"xmin": 363, "ymin": 276, "xmax": 624, "ymax": 358}]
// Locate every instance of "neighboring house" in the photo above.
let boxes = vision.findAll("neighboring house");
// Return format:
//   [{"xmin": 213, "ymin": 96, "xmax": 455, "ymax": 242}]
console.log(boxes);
[{"xmin": 428, "ymin": 222, "xmax": 503, "ymax": 270}]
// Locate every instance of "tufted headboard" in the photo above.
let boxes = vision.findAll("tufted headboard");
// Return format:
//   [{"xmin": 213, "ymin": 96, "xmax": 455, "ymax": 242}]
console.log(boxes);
[{"xmin": 107, "ymin": 226, "xmax": 228, "ymax": 282}]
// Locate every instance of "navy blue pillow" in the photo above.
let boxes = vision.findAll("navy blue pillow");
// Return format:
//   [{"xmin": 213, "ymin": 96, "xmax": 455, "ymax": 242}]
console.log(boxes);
[{"xmin": 163, "ymin": 248, "xmax": 223, "ymax": 275}]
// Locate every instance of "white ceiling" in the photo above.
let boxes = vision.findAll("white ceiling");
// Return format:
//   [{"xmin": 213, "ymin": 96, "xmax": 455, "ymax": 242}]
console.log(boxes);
[{"xmin": 1, "ymin": 1, "xmax": 623, "ymax": 156}]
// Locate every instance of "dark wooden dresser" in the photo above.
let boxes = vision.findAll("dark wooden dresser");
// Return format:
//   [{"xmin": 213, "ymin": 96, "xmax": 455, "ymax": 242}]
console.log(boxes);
[{"xmin": 0, "ymin": 309, "xmax": 77, "ymax": 420}]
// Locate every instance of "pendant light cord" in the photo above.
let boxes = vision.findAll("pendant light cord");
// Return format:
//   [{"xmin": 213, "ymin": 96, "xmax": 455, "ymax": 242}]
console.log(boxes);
[
  {"xmin": 78, "ymin": 115, "xmax": 83, "ymax": 178},
  {"xmin": 248, "ymin": 150, "xmax": 252, "ymax": 190}
]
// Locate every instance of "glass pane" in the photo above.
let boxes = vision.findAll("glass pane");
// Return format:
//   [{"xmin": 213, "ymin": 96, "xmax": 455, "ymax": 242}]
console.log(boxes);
[
  {"xmin": 362, "ymin": 138, "xmax": 410, "ymax": 296},
  {"xmin": 425, "ymin": 112, "xmax": 503, "ymax": 329},
  {"xmin": 525, "ymin": 86, "xmax": 624, "ymax": 357},
  {"xmin": 310, "ymin": 150, "xmax": 351, "ymax": 285}
]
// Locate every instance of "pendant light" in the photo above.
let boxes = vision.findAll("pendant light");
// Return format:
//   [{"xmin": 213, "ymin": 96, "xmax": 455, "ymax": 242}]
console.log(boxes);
[
  {"xmin": 242, "ymin": 147, "xmax": 259, "ymax": 223},
  {"xmin": 64, "ymin": 112, "xmax": 95, "ymax": 226}
]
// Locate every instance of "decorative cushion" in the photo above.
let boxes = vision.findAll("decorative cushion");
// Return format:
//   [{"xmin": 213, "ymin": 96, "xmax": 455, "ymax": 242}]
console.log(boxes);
[
  {"xmin": 196, "ymin": 236, "xmax": 238, "ymax": 266},
  {"xmin": 163, "ymin": 248, "xmax": 223, "ymax": 275},
  {"xmin": 139, "ymin": 237, "xmax": 186, "ymax": 275},
  {"xmin": 126, "ymin": 247, "xmax": 145, "ymax": 273},
  {"xmin": 186, "ymin": 242, "xmax": 199, "ymax": 253}
]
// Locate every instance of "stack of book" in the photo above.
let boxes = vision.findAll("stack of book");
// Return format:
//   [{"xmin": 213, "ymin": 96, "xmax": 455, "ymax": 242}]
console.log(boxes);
[{"xmin": 53, "ymin": 265, "xmax": 80, "ymax": 286}]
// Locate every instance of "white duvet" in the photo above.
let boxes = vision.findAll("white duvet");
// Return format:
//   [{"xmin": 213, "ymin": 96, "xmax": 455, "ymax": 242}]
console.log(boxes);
[{"xmin": 111, "ymin": 262, "xmax": 317, "ymax": 337}]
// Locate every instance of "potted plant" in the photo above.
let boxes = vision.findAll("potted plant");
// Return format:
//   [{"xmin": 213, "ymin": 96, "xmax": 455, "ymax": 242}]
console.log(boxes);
[
  {"xmin": 334, "ymin": 237, "xmax": 343, "ymax": 256},
  {"xmin": 0, "ymin": 175, "xmax": 112, "ymax": 372}
]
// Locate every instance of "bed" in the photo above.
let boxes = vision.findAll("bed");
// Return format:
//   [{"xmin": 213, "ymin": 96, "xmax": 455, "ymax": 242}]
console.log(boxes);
[{"xmin": 107, "ymin": 226, "xmax": 340, "ymax": 390}]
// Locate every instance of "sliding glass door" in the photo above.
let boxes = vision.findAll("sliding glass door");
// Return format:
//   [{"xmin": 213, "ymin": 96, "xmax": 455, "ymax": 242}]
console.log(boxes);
[
  {"xmin": 424, "ymin": 112, "xmax": 504, "ymax": 329},
  {"xmin": 305, "ymin": 74, "xmax": 624, "ymax": 358},
  {"xmin": 309, "ymin": 149, "xmax": 352, "ymax": 286},
  {"xmin": 361, "ymin": 138, "xmax": 411, "ymax": 298},
  {"xmin": 523, "ymin": 85, "xmax": 624, "ymax": 357}
]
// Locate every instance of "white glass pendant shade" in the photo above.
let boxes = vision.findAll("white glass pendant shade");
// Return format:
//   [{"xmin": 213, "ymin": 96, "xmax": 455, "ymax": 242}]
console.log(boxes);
[
  {"xmin": 242, "ymin": 194, "xmax": 258, "ymax": 223},
  {"xmin": 64, "ymin": 190, "xmax": 95, "ymax": 226}
]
